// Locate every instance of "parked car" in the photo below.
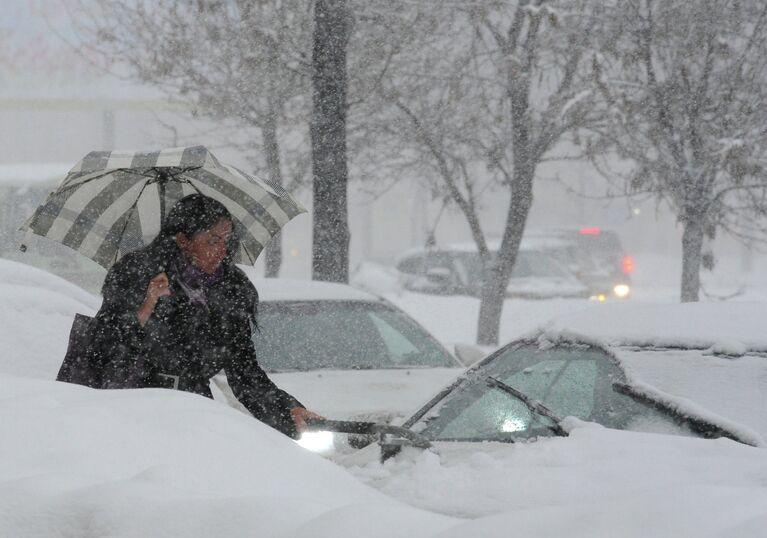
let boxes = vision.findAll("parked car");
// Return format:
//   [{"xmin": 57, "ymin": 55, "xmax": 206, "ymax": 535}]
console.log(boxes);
[
  {"xmin": 326, "ymin": 333, "xmax": 753, "ymax": 458},
  {"xmin": 397, "ymin": 334, "xmax": 751, "ymax": 447},
  {"xmin": 327, "ymin": 334, "xmax": 767, "ymax": 532},
  {"xmin": 212, "ymin": 277, "xmax": 467, "ymax": 427},
  {"xmin": 524, "ymin": 227, "xmax": 634, "ymax": 300},
  {"xmin": 394, "ymin": 242, "xmax": 589, "ymax": 299}
]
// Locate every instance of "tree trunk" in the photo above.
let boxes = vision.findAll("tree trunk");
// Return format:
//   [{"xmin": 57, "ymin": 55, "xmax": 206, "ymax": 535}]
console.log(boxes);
[
  {"xmin": 476, "ymin": 173, "xmax": 534, "ymax": 345},
  {"xmin": 264, "ymin": 231, "xmax": 282, "ymax": 277},
  {"xmin": 261, "ymin": 34, "xmax": 285, "ymax": 278},
  {"xmin": 263, "ymin": 109, "xmax": 283, "ymax": 277},
  {"xmin": 310, "ymin": 0, "xmax": 350, "ymax": 283},
  {"xmin": 680, "ymin": 218, "xmax": 704, "ymax": 302}
]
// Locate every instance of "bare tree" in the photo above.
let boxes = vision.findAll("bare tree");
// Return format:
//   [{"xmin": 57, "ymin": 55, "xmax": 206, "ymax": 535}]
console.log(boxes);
[
  {"xmin": 311, "ymin": 0, "xmax": 350, "ymax": 282},
  {"xmin": 70, "ymin": 0, "xmax": 409, "ymax": 281},
  {"xmin": 70, "ymin": 0, "xmax": 314, "ymax": 276},
  {"xmin": 367, "ymin": 0, "xmax": 603, "ymax": 345},
  {"xmin": 591, "ymin": 0, "xmax": 767, "ymax": 301}
]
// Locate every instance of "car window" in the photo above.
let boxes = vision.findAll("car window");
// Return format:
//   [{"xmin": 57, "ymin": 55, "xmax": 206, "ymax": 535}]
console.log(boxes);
[
  {"xmin": 503, "ymin": 358, "xmax": 597, "ymax": 418},
  {"xmin": 514, "ymin": 251, "xmax": 570, "ymax": 278},
  {"xmin": 253, "ymin": 301, "xmax": 455, "ymax": 370},
  {"xmin": 396, "ymin": 255, "xmax": 424, "ymax": 274},
  {"xmin": 397, "ymin": 252, "xmax": 455, "ymax": 275},
  {"xmin": 448, "ymin": 250, "xmax": 568, "ymax": 280},
  {"xmin": 414, "ymin": 343, "xmax": 697, "ymax": 442},
  {"xmin": 573, "ymin": 232, "xmax": 625, "ymax": 271},
  {"xmin": 451, "ymin": 252, "xmax": 484, "ymax": 275},
  {"xmin": 536, "ymin": 244, "xmax": 589, "ymax": 274}
]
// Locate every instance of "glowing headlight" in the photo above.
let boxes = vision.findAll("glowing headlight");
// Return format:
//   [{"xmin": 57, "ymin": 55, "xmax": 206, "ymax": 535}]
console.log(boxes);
[
  {"xmin": 590, "ymin": 293, "xmax": 607, "ymax": 302},
  {"xmin": 613, "ymin": 284, "xmax": 631, "ymax": 298},
  {"xmin": 296, "ymin": 431, "xmax": 335, "ymax": 453}
]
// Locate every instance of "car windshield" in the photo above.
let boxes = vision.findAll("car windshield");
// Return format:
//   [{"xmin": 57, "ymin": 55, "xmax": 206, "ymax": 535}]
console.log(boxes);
[
  {"xmin": 410, "ymin": 342, "xmax": 699, "ymax": 442},
  {"xmin": 253, "ymin": 301, "xmax": 456, "ymax": 371},
  {"xmin": 513, "ymin": 251, "xmax": 570, "ymax": 278}
]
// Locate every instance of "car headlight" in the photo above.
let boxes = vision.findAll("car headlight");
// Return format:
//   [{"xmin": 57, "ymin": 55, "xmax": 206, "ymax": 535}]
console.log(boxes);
[
  {"xmin": 296, "ymin": 431, "xmax": 335, "ymax": 454},
  {"xmin": 613, "ymin": 284, "xmax": 631, "ymax": 298}
]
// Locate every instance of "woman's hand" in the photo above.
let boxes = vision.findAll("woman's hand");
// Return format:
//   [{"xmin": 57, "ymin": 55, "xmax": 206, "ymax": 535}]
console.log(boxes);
[
  {"xmin": 137, "ymin": 272, "xmax": 171, "ymax": 327},
  {"xmin": 290, "ymin": 407, "xmax": 325, "ymax": 433}
]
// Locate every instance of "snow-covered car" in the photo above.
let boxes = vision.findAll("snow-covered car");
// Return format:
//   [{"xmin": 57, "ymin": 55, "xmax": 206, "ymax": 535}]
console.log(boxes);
[
  {"xmin": 524, "ymin": 227, "xmax": 634, "ymax": 300},
  {"xmin": 394, "ymin": 242, "xmax": 589, "ymax": 299},
  {"xmin": 213, "ymin": 276, "xmax": 466, "ymax": 425},
  {"xmin": 0, "ymin": 258, "xmax": 101, "ymax": 381},
  {"xmin": 329, "ymin": 332, "xmax": 767, "ymax": 532},
  {"xmin": 395, "ymin": 333, "xmax": 757, "ymax": 448},
  {"xmin": 329, "ymin": 332, "xmax": 757, "ymax": 459}
]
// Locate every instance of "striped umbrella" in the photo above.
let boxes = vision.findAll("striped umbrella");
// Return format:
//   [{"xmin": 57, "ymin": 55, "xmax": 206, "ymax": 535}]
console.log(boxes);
[{"xmin": 20, "ymin": 146, "xmax": 306, "ymax": 268}]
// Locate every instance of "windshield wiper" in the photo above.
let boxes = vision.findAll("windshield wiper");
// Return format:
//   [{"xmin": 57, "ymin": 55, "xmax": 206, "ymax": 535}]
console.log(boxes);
[{"xmin": 485, "ymin": 376, "xmax": 568, "ymax": 437}]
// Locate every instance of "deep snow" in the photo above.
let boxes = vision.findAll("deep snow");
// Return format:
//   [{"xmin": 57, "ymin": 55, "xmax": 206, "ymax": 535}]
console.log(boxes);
[{"xmin": 2, "ymin": 257, "xmax": 767, "ymax": 536}]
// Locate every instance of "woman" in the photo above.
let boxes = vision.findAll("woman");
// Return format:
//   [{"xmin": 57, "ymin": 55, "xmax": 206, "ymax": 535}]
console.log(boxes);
[{"xmin": 87, "ymin": 193, "xmax": 318, "ymax": 438}]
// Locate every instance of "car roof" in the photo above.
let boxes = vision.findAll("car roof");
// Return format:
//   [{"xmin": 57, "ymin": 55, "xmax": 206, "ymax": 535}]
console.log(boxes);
[
  {"xmin": 244, "ymin": 273, "xmax": 385, "ymax": 303},
  {"xmin": 544, "ymin": 301, "xmax": 767, "ymax": 354},
  {"xmin": 525, "ymin": 228, "xmax": 624, "ymax": 250},
  {"xmin": 396, "ymin": 239, "xmax": 555, "ymax": 260}
]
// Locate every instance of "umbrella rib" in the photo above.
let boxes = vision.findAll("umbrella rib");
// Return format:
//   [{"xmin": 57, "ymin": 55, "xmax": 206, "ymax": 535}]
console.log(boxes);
[
  {"xmin": 61, "ymin": 165, "xmax": 203, "ymax": 194},
  {"xmin": 184, "ymin": 180, "xmax": 204, "ymax": 195},
  {"xmin": 53, "ymin": 166, "xmax": 187, "ymax": 195},
  {"xmin": 109, "ymin": 180, "xmax": 154, "ymax": 266},
  {"xmin": 104, "ymin": 168, "xmax": 199, "ymax": 266},
  {"xmin": 55, "ymin": 170, "xmax": 118, "ymax": 194},
  {"xmin": 144, "ymin": 166, "xmax": 202, "ymax": 183}
]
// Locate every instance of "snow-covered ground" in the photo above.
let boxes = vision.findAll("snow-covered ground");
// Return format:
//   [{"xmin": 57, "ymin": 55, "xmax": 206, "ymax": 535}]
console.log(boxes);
[
  {"xmin": 0, "ymin": 375, "xmax": 457, "ymax": 538},
  {"xmin": 2, "ymin": 256, "xmax": 767, "ymax": 536},
  {"xmin": 345, "ymin": 423, "xmax": 767, "ymax": 532}
]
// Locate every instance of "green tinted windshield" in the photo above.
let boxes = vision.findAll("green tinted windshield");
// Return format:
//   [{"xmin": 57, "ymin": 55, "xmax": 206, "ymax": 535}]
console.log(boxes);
[{"xmin": 253, "ymin": 301, "xmax": 455, "ymax": 371}]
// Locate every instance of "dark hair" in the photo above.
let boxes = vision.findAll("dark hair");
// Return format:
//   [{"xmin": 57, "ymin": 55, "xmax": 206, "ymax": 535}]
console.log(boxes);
[
  {"xmin": 150, "ymin": 193, "xmax": 236, "ymax": 261},
  {"xmin": 162, "ymin": 193, "xmax": 232, "ymax": 239}
]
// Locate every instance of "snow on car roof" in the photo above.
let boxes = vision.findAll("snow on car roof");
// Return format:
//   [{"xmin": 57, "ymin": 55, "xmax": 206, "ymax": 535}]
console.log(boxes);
[
  {"xmin": 243, "ymin": 271, "xmax": 384, "ymax": 303},
  {"xmin": 524, "ymin": 228, "xmax": 625, "ymax": 250},
  {"xmin": 517, "ymin": 234, "xmax": 573, "ymax": 250},
  {"xmin": 543, "ymin": 301, "xmax": 767, "ymax": 353},
  {"xmin": 0, "ymin": 258, "xmax": 100, "ymax": 311},
  {"xmin": 396, "ymin": 238, "xmax": 557, "ymax": 260}
]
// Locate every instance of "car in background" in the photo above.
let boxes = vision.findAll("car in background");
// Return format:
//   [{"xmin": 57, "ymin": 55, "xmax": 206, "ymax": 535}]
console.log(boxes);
[
  {"xmin": 394, "ymin": 242, "xmax": 589, "ymax": 299},
  {"xmin": 211, "ymin": 277, "xmax": 467, "ymax": 429},
  {"xmin": 524, "ymin": 227, "xmax": 633, "ymax": 300}
]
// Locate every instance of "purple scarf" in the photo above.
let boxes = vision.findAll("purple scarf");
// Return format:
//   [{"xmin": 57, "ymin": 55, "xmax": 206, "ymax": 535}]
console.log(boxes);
[{"xmin": 174, "ymin": 257, "xmax": 224, "ymax": 308}]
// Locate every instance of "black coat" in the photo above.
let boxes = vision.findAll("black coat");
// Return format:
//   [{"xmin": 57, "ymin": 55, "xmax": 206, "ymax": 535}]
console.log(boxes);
[{"xmin": 86, "ymin": 241, "xmax": 301, "ymax": 438}]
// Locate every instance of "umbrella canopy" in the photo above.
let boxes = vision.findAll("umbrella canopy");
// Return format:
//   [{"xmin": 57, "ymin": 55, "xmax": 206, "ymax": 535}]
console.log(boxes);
[{"xmin": 20, "ymin": 146, "xmax": 306, "ymax": 269}]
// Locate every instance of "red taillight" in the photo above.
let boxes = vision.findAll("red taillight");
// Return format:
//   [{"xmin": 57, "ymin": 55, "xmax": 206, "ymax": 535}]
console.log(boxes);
[
  {"xmin": 579, "ymin": 227, "xmax": 601, "ymax": 235},
  {"xmin": 622, "ymin": 255, "xmax": 634, "ymax": 274}
]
